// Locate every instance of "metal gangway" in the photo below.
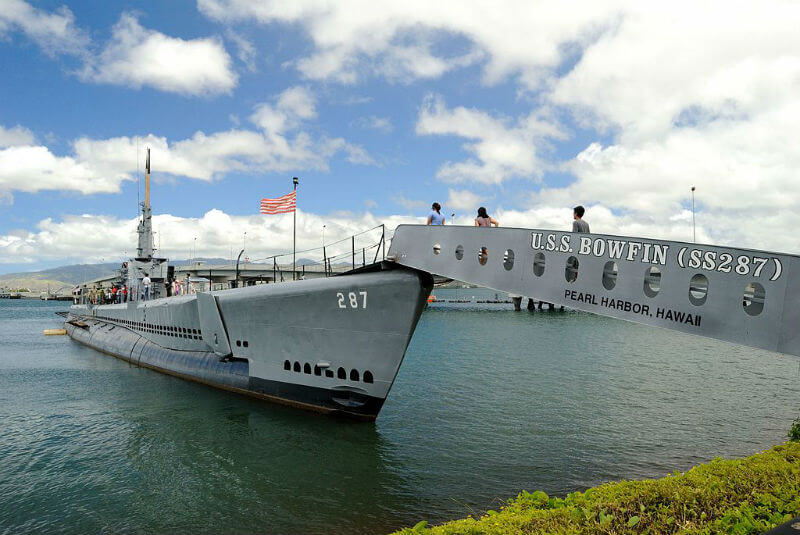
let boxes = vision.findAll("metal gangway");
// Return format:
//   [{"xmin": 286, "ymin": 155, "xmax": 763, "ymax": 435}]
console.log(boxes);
[{"xmin": 388, "ymin": 225, "xmax": 800, "ymax": 359}]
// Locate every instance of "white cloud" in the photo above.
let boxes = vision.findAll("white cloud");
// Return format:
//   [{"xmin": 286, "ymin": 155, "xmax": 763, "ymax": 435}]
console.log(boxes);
[
  {"xmin": 225, "ymin": 29, "xmax": 257, "ymax": 72},
  {"xmin": 416, "ymin": 94, "xmax": 564, "ymax": 184},
  {"xmin": 393, "ymin": 195, "xmax": 428, "ymax": 212},
  {"xmin": 352, "ymin": 115, "xmax": 393, "ymax": 133},
  {"xmin": 6, "ymin": 199, "xmax": 796, "ymax": 269},
  {"xmin": 0, "ymin": 0, "xmax": 89, "ymax": 57},
  {"xmin": 250, "ymin": 86, "xmax": 316, "ymax": 134},
  {"xmin": 0, "ymin": 208, "xmax": 418, "ymax": 266},
  {"xmin": 0, "ymin": 144, "xmax": 119, "ymax": 195},
  {"xmin": 0, "ymin": 125, "xmax": 35, "ymax": 148},
  {"xmin": 81, "ymin": 13, "xmax": 237, "ymax": 96},
  {"xmin": 196, "ymin": 0, "xmax": 617, "ymax": 86},
  {"xmin": 445, "ymin": 188, "xmax": 484, "ymax": 212},
  {"xmin": 0, "ymin": 88, "xmax": 372, "ymax": 197}
]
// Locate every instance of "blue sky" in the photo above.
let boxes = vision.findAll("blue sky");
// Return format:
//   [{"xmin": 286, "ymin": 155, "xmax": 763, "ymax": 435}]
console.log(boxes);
[{"xmin": 1, "ymin": 1, "xmax": 799, "ymax": 273}]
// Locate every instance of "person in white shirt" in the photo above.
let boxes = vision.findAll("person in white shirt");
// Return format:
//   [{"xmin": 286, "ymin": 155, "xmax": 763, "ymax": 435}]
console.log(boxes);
[{"xmin": 142, "ymin": 274, "xmax": 152, "ymax": 300}]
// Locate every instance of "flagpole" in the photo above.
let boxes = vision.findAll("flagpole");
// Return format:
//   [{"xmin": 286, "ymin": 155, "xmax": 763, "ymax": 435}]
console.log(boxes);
[{"xmin": 293, "ymin": 176, "xmax": 299, "ymax": 280}]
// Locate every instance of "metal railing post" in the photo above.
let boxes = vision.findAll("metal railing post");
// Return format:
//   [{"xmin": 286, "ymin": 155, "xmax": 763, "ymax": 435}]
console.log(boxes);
[
  {"xmin": 382, "ymin": 224, "xmax": 386, "ymax": 260},
  {"xmin": 362, "ymin": 247, "xmax": 365, "ymax": 267},
  {"xmin": 323, "ymin": 246, "xmax": 327, "ymax": 277},
  {"xmin": 352, "ymin": 236, "xmax": 355, "ymax": 270}
]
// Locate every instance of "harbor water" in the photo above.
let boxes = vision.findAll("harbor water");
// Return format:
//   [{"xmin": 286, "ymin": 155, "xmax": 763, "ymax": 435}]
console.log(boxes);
[{"xmin": 1, "ymin": 296, "xmax": 798, "ymax": 534}]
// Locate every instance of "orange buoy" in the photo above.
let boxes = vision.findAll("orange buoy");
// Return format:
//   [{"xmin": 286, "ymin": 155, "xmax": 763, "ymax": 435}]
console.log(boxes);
[{"xmin": 427, "ymin": 294, "xmax": 436, "ymax": 303}]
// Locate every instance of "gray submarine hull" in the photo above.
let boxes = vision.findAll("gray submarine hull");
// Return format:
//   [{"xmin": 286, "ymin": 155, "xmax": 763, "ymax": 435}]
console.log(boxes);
[{"xmin": 65, "ymin": 264, "xmax": 432, "ymax": 420}]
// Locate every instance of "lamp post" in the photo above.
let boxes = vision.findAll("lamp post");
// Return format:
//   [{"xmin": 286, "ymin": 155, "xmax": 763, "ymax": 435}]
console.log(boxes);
[
  {"xmin": 234, "ymin": 249, "xmax": 245, "ymax": 289},
  {"xmin": 691, "ymin": 186, "xmax": 696, "ymax": 243}
]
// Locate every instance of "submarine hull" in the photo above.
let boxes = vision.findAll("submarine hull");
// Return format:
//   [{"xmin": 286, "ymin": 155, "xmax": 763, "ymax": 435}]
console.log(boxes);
[{"xmin": 65, "ymin": 264, "xmax": 432, "ymax": 420}]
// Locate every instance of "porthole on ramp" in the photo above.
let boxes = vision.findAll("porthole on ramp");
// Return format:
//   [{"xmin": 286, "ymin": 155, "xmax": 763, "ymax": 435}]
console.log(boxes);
[
  {"xmin": 503, "ymin": 249, "xmax": 514, "ymax": 271},
  {"xmin": 602, "ymin": 261, "xmax": 618, "ymax": 290},
  {"xmin": 688, "ymin": 274, "xmax": 708, "ymax": 306},
  {"xmin": 564, "ymin": 256, "xmax": 579, "ymax": 283},
  {"xmin": 743, "ymin": 282, "xmax": 765, "ymax": 316},
  {"xmin": 478, "ymin": 247, "xmax": 488, "ymax": 266},
  {"xmin": 643, "ymin": 266, "xmax": 661, "ymax": 298},
  {"xmin": 533, "ymin": 252, "xmax": 545, "ymax": 277}
]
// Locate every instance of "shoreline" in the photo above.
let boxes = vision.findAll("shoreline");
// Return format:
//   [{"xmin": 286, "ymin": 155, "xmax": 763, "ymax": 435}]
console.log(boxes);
[{"xmin": 392, "ymin": 441, "xmax": 800, "ymax": 534}]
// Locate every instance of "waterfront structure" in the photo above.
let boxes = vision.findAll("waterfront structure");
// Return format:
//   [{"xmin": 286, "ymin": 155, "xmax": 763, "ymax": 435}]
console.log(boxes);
[{"xmin": 389, "ymin": 225, "xmax": 800, "ymax": 358}]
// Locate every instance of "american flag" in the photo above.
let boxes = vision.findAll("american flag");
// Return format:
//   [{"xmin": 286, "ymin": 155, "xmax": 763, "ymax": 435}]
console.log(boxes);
[{"xmin": 260, "ymin": 190, "xmax": 296, "ymax": 214}]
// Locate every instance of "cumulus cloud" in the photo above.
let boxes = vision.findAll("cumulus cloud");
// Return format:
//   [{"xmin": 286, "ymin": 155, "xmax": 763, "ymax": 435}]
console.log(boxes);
[
  {"xmin": 0, "ymin": 88, "xmax": 372, "ymax": 197},
  {"xmin": 0, "ymin": 208, "xmax": 418, "ymax": 265},
  {"xmin": 0, "ymin": 0, "xmax": 89, "ymax": 57},
  {"xmin": 0, "ymin": 125, "xmax": 35, "ymax": 148},
  {"xmin": 416, "ymin": 94, "xmax": 564, "ymax": 184},
  {"xmin": 5, "ymin": 199, "xmax": 796, "ymax": 268},
  {"xmin": 81, "ymin": 13, "xmax": 237, "ymax": 96},
  {"xmin": 196, "ymin": 0, "xmax": 617, "ymax": 86},
  {"xmin": 445, "ymin": 188, "xmax": 484, "ymax": 212}
]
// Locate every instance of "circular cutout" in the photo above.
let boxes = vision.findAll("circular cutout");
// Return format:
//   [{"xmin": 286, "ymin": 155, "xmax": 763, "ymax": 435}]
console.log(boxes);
[
  {"xmin": 689, "ymin": 273, "xmax": 708, "ymax": 306},
  {"xmin": 643, "ymin": 266, "xmax": 661, "ymax": 298},
  {"xmin": 602, "ymin": 261, "xmax": 618, "ymax": 290},
  {"xmin": 688, "ymin": 274, "xmax": 708, "ymax": 306},
  {"xmin": 533, "ymin": 252, "xmax": 545, "ymax": 277},
  {"xmin": 503, "ymin": 249, "xmax": 515, "ymax": 271},
  {"xmin": 478, "ymin": 247, "xmax": 488, "ymax": 266},
  {"xmin": 455, "ymin": 245, "xmax": 464, "ymax": 260},
  {"xmin": 743, "ymin": 282, "xmax": 765, "ymax": 316},
  {"xmin": 433, "ymin": 243, "xmax": 441, "ymax": 255},
  {"xmin": 564, "ymin": 256, "xmax": 579, "ymax": 283}
]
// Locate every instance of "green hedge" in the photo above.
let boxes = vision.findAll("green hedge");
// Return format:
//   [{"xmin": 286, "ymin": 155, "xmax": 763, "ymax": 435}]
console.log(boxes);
[{"xmin": 392, "ymin": 442, "xmax": 800, "ymax": 535}]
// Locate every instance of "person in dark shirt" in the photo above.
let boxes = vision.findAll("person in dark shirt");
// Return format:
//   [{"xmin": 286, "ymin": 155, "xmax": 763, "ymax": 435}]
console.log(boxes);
[{"xmin": 572, "ymin": 205, "xmax": 590, "ymax": 233}]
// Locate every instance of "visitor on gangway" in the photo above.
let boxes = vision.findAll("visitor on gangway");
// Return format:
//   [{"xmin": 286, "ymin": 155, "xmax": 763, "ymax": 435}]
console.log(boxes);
[
  {"xmin": 427, "ymin": 202, "xmax": 446, "ymax": 225},
  {"xmin": 572, "ymin": 205, "xmax": 590, "ymax": 233},
  {"xmin": 474, "ymin": 207, "xmax": 499, "ymax": 227}
]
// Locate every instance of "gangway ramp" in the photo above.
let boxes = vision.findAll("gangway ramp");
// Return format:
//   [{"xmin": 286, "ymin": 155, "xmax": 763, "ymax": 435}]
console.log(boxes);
[{"xmin": 389, "ymin": 225, "xmax": 800, "ymax": 358}]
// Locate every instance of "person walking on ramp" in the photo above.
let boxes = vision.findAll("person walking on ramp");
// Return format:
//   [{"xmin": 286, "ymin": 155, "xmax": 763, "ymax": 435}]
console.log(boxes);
[
  {"xmin": 572, "ymin": 205, "xmax": 590, "ymax": 233},
  {"xmin": 474, "ymin": 207, "xmax": 499, "ymax": 227},
  {"xmin": 427, "ymin": 203, "xmax": 446, "ymax": 225}
]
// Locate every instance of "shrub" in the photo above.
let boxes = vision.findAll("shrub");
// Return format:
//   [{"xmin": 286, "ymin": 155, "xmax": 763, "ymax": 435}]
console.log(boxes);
[
  {"xmin": 392, "ymin": 441, "xmax": 800, "ymax": 535},
  {"xmin": 790, "ymin": 417, "xmax": 800, "ymax": 442}
]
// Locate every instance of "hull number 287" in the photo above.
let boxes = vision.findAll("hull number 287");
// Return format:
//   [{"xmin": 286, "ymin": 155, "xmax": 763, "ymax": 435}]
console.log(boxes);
[{"xmin": 337, "ymin": 291, "xmax": 367, "ymax": 309}]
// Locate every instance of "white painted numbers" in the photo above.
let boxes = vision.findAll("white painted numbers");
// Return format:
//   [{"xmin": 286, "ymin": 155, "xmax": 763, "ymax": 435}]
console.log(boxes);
[
  {"xmin": 677, "ymin": 247, "xmax": 781, "ymax": 281},
  {"xmin": 337, "ymin": 291, "xmax": 367, "ymax": 309}
]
